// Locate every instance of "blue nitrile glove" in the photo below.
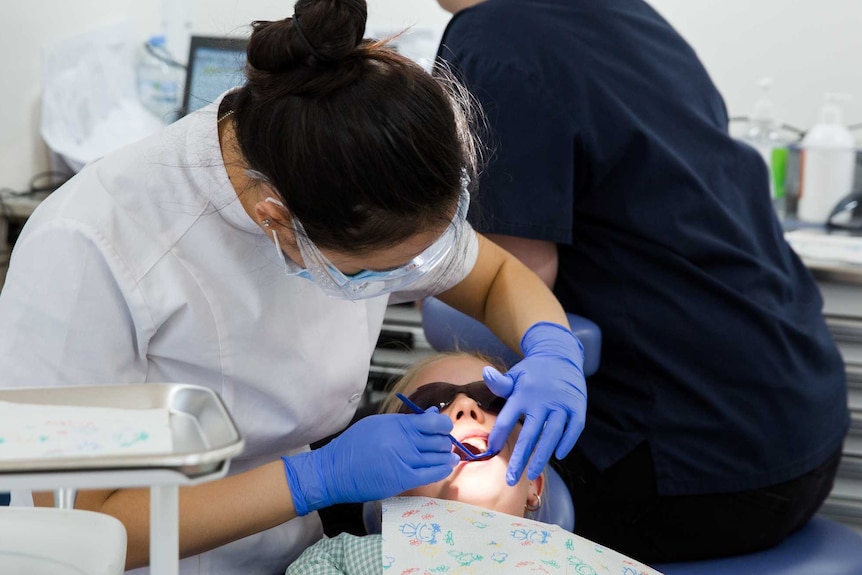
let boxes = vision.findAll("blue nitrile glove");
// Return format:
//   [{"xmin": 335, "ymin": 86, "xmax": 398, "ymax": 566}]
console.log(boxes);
[
  {"xmin": 282, "ymin": 410, "xmax": 459, "ymax": 516},
  {"xmin": 484, "ymin": 321, "xmax": 587, "ymax": 486}
]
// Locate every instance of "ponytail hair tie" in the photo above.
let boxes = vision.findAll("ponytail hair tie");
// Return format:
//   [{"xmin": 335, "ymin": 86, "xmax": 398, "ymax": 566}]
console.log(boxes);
[{"xmin": 292, "ymin": 16, "xmax": 335, "ymax": 63}]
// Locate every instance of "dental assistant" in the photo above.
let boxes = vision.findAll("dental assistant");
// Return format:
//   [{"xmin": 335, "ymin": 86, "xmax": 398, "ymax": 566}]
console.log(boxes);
[
  {"xmin": 433, "ymin": 0, "xmax": 847, "ymax": 563},
  {"xmin": 0, "ymin": 0, "xmax": 585, "ymax": 573}
]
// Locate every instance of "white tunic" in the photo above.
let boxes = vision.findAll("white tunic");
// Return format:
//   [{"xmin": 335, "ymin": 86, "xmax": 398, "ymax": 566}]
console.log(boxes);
[{"xmin": 0, "ymin": 97, "xmax": 478, "ymax": 574}]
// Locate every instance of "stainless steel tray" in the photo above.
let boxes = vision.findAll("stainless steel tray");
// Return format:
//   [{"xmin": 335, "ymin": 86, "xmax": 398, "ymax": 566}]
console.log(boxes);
[{"xmin": 0, "ymin": 383, "xmax": 244, "ymax": 477}]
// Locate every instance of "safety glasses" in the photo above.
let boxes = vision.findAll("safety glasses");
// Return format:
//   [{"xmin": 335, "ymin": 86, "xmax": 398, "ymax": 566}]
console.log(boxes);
[
  {"xmin": 289, "ymin": 182, "xmax": 471, "ymax": 300},
  {"xmin": 396, "ymin": 381, "xmax": 506, "ymax": 416}
]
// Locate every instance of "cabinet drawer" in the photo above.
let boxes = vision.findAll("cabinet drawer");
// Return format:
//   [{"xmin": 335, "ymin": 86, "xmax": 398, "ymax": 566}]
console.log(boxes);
[
  {"xmin": 829, "ymin": 318, "xmax": 862, "ymax": 366},
  {"xmin": 843, "ymin": 428, "xmax": 862, "ymax": 460},
  {"xmin": 825, "ymin": 456, "xmax": 862, "ymax": 528},
  {"xmin": 849, "ymin": 366, "xmax": 862, "ymax": 419},
  {"xmin": 820, "ymin": 281, "xmax": 862, "ymax": 319},
  {"xmin": 820, "ymin": 497, "xmax": 862, "ymax": 531},
  {"xmin": 829, "ymin": 317, "xmax": 862, "ymax": 342}
]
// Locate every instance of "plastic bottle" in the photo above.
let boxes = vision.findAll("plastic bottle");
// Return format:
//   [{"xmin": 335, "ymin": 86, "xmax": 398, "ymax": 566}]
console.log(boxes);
[
  {"xmin": 740, "ymin": 78, "xmax": 794, "ymax": 219},
  {"xmin": 136, "ymin": 35, "xmax": 184, "ymax": 124},
  {"xmin": 797, "ymin": 93, "xmax": 857, "ymax": 224}
]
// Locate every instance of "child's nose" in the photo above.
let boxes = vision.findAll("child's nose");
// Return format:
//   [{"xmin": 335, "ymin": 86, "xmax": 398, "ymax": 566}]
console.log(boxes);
[{"xmin": 450, "ymin": 393, "xmax": 487, "ymax": 422}]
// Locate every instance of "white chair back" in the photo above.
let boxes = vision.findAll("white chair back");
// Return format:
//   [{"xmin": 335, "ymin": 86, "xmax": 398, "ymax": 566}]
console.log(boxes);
[{"xmin": 0, "ymin": 507, "xmax": 126, "ymax": 574}]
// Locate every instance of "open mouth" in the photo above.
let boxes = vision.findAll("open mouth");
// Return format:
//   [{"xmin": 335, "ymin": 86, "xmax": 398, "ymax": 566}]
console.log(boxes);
[{"xmin": 455, "ymin": 436, "xmax": 496, "ymax": 461}]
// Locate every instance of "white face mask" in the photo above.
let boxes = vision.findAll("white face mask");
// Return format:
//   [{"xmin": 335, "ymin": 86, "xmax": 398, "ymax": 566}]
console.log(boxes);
[
  {"xmin": 266, "ymin": 185, "xmax": 470, "ymax": 301},
  {"xmin": 268, "ymin": 227, "xmax": 313, "ymax": 282}
]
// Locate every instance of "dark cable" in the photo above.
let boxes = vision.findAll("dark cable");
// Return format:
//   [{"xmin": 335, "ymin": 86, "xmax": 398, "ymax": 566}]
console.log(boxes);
[
  {"xmin": 729, "ymin": 115, "xmax": 806, "ymax": 140},
  {"xmin": 28, "ymin": 171, "xmax": 72, "ymax": 194},
  {"xmin": 0, "ymin": 170, "xmax": 72, "ymax": 222},
  {"xmin": 779, "ymin": 123, "xmax": 806, "ymax": 137},
  {"xmin": 144, "ymin": 42, "xmax": 187, "ymax": 70},
  {"xmin": 0, "ymin": 171, "xmax": 71, "ymax": 256},
  {"xmin": 0, "ymin": 192, "xmax": 9, "ymax": 220}
]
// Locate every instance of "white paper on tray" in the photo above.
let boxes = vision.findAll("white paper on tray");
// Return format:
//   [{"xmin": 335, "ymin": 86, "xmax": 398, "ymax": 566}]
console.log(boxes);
[{"xmin": 0, "ymin": 401, "xmax": 172, "ymax": 459}]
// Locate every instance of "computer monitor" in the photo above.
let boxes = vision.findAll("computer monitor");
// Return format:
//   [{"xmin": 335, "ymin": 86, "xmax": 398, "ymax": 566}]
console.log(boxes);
[{"xmin": 181, "ymin": 36, "xmax": 248, "ymax": 116}]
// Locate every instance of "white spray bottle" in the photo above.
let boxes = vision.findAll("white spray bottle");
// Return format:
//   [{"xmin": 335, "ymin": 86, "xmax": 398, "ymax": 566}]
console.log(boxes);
[{"xmin": 797, "ymin": 93, "xmax": 856, "ymax": 223}]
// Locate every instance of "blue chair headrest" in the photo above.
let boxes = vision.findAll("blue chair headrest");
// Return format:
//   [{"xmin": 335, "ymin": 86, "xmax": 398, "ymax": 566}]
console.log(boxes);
[{"xmin": 421, "ymin": 297, "xmax": 602, "ymax": 376}]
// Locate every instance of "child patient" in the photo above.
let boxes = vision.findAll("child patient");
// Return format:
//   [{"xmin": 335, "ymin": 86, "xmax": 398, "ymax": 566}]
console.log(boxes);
[{"xmin": 286, "ymin": 351, "xmax": 546, "ymax": 575}]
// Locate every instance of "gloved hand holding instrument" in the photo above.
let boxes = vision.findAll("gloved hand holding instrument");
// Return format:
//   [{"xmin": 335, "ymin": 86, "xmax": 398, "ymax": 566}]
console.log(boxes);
[
  {"xmin": 483, "ymin": 321, "xmax": 587, "ymax": 486},
  {"xmin": 281, "ymin": 409, "xmax": 459, "ymax": 516}
]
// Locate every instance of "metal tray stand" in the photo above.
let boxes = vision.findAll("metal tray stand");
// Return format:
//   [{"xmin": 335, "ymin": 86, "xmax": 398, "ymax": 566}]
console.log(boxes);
[{"xmin": 0, "ymin": 383, "xmax": 244, "ymax": 575}]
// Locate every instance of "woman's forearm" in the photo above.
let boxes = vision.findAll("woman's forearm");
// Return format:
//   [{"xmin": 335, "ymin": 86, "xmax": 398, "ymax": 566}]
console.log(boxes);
[
  {"xmin": 52, "ymin": 460, "xmax": 296, "ymax": 570},
  {"xmin": 439, "ymin": 235, "xmax": 568, "ymax": 352}
]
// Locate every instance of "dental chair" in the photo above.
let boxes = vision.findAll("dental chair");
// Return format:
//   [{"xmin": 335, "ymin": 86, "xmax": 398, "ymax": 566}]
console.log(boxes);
[
  {"xmin": 420, "ymin": 296, "xmax": 862, "ymax": 575},
  {"xmin": 421, "ymin": 297, "xmax": 602, "ymax": 376},
  {"xmin": 653, "ymin": 517, "xmax": 862, "ymax": 575}
]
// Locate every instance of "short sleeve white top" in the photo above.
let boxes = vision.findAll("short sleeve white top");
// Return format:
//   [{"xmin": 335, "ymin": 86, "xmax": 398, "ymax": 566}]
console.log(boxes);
[{"xmin": 0, "ymin": 96, "xmax": 478, "ymax": 574}]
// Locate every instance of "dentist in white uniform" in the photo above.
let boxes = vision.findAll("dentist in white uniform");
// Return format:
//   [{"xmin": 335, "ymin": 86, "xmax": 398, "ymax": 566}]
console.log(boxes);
[{"xmin": 0, "ymin": 1, "xmax": 587, "ymax": 572}]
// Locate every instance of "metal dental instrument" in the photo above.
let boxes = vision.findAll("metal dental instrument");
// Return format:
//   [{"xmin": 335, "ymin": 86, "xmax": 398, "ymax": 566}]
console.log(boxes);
[{"xmin": 396, "ymin": 393, "xmax": 497, "ymax": 461}]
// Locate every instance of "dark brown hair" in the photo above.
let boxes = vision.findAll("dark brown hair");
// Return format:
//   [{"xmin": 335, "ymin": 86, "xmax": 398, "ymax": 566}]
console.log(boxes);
[{"xmin": 229, "ymin": 0, "xmax": 480, "ymax": 254}]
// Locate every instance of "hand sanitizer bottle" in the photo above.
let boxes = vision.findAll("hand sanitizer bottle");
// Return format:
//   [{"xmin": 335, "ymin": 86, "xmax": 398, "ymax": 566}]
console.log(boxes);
[
  {"xmin": 741, "ymin": 79, "xmax": 794, "ymax": 219},
  {"xmin": 797, "ymin": 93, "xmax": 857, "ymax": 224}
]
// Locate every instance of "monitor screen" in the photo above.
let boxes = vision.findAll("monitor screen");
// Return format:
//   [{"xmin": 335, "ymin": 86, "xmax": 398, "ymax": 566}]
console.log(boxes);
[{"xmin": 182, "ymin": 36, "xmax": 248, "ymax": 116}]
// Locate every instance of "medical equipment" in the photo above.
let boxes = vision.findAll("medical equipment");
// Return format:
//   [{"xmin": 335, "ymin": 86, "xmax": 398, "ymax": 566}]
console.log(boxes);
[
  {"xmin": 396, "ymin": 392, "xmax": 498, "ymax": 461},
  {"xmin": 0, "ymin": 384, "xmax": 244, "ymax": 575},
  {"xmin": 136, "ymin": 35, "xmax": 185, "ymax": 123},
  {"xmin": 181, "ymin": 36, "xmax": 248, "ymax": 117}
]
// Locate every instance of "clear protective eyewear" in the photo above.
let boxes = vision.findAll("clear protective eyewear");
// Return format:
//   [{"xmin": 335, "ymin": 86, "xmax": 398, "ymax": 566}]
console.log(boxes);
[{"xmin": 270, "ymin": 183, "xmax": 471, "ymax": 300}]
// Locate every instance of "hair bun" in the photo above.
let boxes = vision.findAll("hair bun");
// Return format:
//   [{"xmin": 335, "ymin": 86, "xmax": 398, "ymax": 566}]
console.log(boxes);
[{"xmin": 247, "ymin": 0, "xmax": 367, "ymax": 73}]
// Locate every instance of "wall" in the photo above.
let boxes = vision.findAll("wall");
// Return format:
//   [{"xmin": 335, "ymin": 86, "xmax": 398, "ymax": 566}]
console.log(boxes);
[
  {"xmin": 648, "ymin": 0, "xmax": 862, "ymax": 134},
  {"xmin": 0, "ymin": 1, "xmax": 148, "ymax": 192},
  {"xmin": 1, "ymin": 0, "xmax": 860, "ymax": 191}
]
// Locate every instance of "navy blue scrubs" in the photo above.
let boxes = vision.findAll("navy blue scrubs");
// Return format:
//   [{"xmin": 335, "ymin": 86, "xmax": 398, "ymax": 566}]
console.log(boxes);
[{"xmin": 439, "ymin": 0, "xmax": 848, "ymax": 560}]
